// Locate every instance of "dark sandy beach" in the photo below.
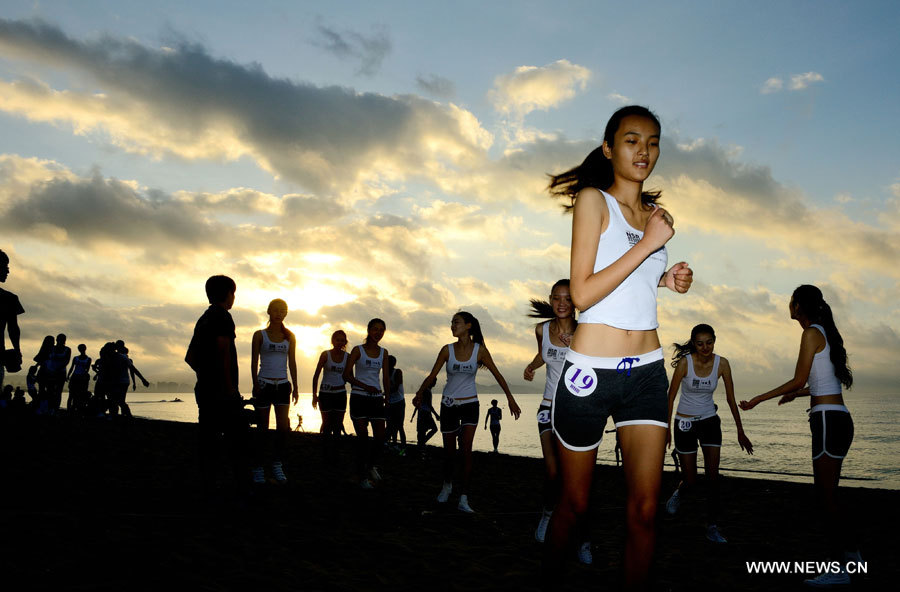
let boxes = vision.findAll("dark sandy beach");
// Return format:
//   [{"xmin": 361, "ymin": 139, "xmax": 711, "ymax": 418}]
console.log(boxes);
[{"xmin": 0, "ymin": 414, "xmax": 895, "ymax": 591}]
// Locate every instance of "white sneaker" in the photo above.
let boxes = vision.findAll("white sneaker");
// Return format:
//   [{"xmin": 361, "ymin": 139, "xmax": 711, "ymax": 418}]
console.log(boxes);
[
  {"xmin": 436, "ymin": 482, "xmax": 453, "ymax": 503},
  {"xmin": 665, "ymin": 488, "xmax": 681, "ymax": 515},
  {"xmin": 803, "ymin": 568, "xmax": 850, "ymax": 588},
  {"xmin": 706, "ymin": 524, "xmax": 727, "ymax": 543},
  {"xmin": 369, "ymin": 466, "xmax": 382, "ymax": 482},
  {"xmin": 457, "ymin": 494, "xmax": 475, "ymax": 513},
  {"xmin": 535, "ymin": 510, "xmax": 552, "ymax": 543},
  {"xmin": 360, "ymin": 478, "xmax": 375, "ymax": 490},
  {"xmin": 251, "ymin": 466, "xmax": 266, "ymax": 484},
  {"xmin": 576, "ymin": 541, "xmax": 593, "ymax": 565},
  {"xmin": 271, "ymin": 462, "xmax": 287, "ymax": 483}
]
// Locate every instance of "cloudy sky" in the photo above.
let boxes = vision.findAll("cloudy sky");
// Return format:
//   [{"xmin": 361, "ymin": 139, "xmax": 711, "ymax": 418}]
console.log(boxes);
[{"xmin": 1, "ymin": 1, "xmax": 898, "ymax": 395}]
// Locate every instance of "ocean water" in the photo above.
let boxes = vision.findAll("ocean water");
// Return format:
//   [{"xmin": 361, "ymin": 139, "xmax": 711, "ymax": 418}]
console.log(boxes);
[{"xmin": 127, "ymin": 391, "xmax": 900, "ymax": 490}]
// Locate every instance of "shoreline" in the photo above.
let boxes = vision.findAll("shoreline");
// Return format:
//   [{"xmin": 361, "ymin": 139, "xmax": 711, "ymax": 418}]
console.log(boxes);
[{"xmin": 1, "ymin": 414, "xmax": 895, "ymax": 590}]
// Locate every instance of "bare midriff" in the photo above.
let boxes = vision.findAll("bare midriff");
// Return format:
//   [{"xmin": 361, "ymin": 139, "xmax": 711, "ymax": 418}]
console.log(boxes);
[
  {"xmin": 810, "ymin": 393, "xmax": 845, "ymax": 406},
  {"xmin": 570, "ymin": 324, "xmax": 661, "ymax": 358}
]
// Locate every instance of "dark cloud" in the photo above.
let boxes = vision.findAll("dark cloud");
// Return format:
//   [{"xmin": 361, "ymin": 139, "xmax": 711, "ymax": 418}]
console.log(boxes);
[
  {"xmin": 0, "ymin": 19, "xmax": 481, "ymax": 193},
  {"xmin": 415, "ymin": 74, "xmax": 455, "ymax": 99},
  {"xmin": 313, "ymin": 24, "xmax": 392, "ymax": 76}
]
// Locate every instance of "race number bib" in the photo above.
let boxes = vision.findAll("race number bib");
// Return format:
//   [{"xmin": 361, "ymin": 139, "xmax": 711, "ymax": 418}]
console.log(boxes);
[
  {"xmin": 442, "ymin": 395, "xmax": 455, "ymax": 408},
  {"xmin": 563, "ymin": 364, "xmax": 597, "ymax": 398},
  {"xmin": 536, "ymin": 408, "xmax": 551, "ymax": 424},
  {"xmin": 678, "ymin": 419, "xmax": 693, "ymax": 432}
]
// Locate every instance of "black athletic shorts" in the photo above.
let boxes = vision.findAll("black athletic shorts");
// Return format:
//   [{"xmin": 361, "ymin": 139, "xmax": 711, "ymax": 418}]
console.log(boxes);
[
  {"xmin": 552, "ymin": 349, "xmax": 668, "ymax": 451},
  {"xmin": 673, "ymin": 414, "xmax": 722, "ymax": 454},
  {"xmin": 809, "ymin": 405, "xmax": 853, "ymax": 460},
  {"xmin": 537, "ymin": 403, "xmax": 552, "ymax": 435},
  {"xmin": 349, "ymin": 393, "xmax": 386, "ymax": 421},
  {"xmin": 318, "ymin": 388, "xmax": 347, "ymax": 412},
  {"xmin": 255, "ymin": 380, "xmax": 291, "ymax": 407},
  {"xmin": 440, "ymin": 401, "xmax": 479, "ymax": 434}
]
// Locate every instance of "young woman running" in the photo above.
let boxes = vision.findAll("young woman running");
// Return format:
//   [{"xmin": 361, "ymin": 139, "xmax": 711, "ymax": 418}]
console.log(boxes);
[
  {"xmin": 312, "ymin": 330, "xmax": 349, "ymax": 441},
  {"xmin": 543, "ymin": 105, "xmax": 693, "ymax": 590},
  {"xmin": 414, "ymin": 311, "xmax": 522, "ymax": 513},
  {"xmin": 740, "ymin": 285, "xmax": 858, "ymax": 587},
  {"xmin": 343, "ymin": 318, "xmax": 390, "ymax": 490},
  {"xmin": 523, "ymin": 279, "xmax": 591, "ymax": 560},
  {"xmin": 663, "ymin": 323, "xmax": 753, "ymax": 543},
  {"xmin": 250, "ymin": 298, "xmax": 299, "ymax": 484}
]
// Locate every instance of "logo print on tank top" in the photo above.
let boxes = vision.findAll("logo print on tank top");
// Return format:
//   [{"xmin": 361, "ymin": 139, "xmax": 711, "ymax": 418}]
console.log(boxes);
[
  {"xmin": 626, "ymin": 231, "xmax": 640, "ymax": 246},
  {"xmin": 564, "ymin": 364, "xmax": 597, "ymax": 398},
  {"xmin": 452, "ymin": 363, "xmax": 460, "ymax": 371}
]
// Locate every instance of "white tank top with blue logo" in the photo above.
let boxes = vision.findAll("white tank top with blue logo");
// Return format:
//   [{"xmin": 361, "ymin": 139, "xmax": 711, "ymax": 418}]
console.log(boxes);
[
  {"xmin": 442, "ymin": 342, "xmax": 479, "ymax": 406},
  {"xmin": 541, "ymin": 321, "xmax": 568, "ymax": 404},
  {"xmin": 676, "ymin": 354, "xmax": 719, "ymax": 418},
  {"xmin": 351, "ymin": 345, "xmax": 384, "ymax": 397}
]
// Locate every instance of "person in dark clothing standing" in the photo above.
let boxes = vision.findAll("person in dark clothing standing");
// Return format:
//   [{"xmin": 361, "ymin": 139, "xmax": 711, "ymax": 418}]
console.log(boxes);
[
  {"xmin": 185, "ymin": 275, "xmax": 249, "ymax": 500},
  {"xmin": 0, "ymin": 249, "xmax": 24, "ymax": 393}
]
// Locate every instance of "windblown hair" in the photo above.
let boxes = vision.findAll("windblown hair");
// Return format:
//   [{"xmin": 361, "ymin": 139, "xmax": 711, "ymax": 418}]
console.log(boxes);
[
  {"xmin": 265, "ymin": 298, "xmax": 293, "ymax": 340},
  {"xmin": 548, "ymin": 105, "xmax": 662, "ymax": 211},
  {"xmin": 793, "ymin": 285, "xmax": 852, "ymax": 389},
  {"xmin": 670, "ymin": 323, "xmax": 716, "ymax": 368},
  {"xmin": 528, "ymin": 279, "xmax": 576, "ymax": 325}
]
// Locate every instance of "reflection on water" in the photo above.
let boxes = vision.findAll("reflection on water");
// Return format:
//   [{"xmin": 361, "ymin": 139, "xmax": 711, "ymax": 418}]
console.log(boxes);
[{"xmin": 127, "ymin": 391, "xmax": 900, "ymax": 490}]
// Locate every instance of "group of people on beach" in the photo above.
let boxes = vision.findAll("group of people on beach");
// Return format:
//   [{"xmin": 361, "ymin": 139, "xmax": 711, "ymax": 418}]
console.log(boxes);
[{"xmin": 2, "ymin": 102, "xmax": 862, "ymax": 590}]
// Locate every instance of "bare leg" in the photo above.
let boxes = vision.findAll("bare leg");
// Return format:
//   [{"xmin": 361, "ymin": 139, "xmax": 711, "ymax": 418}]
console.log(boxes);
[
  {"xmin": 273, "ymin": 404, "xmax": 290, "ymax": 463},
  {"xmin": 700, "ymin": 445, "xmax": 721, "ymax": 525},
  {"xmin": 618, "ymin": 424, "xmax": 667, "ymax": 591},
  {"xmin": 352, "ymin": 418, "xmax": 370, "ymax": 478},
  {"xmin": 458, "ymin": 424, "xmax": 477, "ymax": 494},
  {"xmin": 539, "ymin": 430, "xmax": 560, "ymax": 510},
  {"xmin": 370, "ymin": 418, "xmax": 386, "ymax": 469},
  {"xmin": 254, "ymin": 406, "xmax": 271, "ymax": 466},
  {"xmin": 813, "ymin": 454, "xmax": 853, "ymax": 556}
]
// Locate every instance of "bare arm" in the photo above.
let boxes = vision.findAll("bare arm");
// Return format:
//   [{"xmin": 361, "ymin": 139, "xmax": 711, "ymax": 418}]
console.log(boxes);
[
  {"xmin": 288, "ymin": 333, "xmax": 299, "ymax": 404},
  {"xmin": 740, "ymin": 328, "xmax": 819, "ymax": 410},
  {"xmin": 720, "ymin": 357, "xmax": 753, "ymax": 454},
  {"xmin": 311, "ymin": 351, "xmax": 327, "ymax": 409},
  {"xmin": 479, "ymin": 346, "xmax": 521, "ymax": 419},
  {"xmin": 413, "ymin": 346, "xmax": 449, "ymax": 407},
  {"xmin": 665, "ymin": 358, "xmax": 687, "ymax": 449},
  {"xmin": 7, "ymin": 316, "xmax": 20, "ymax": 352},
  {"xmin": 217, "ymin": 336, "xmax": 238, "ymax": 397},
  {"xmin": 523, "ymin": 324, "xmax": 545, "ymax": 381},
  {"xmin": 381, "ymin": 350, "xmax": 391, "ymax": 403},
  {"xmin": 569, "ymin": 188, "xmax": 673, "ymax": 311},
  {"xmin": 250, "ymin": 331, "xmax": 262, "ymax": 396}
]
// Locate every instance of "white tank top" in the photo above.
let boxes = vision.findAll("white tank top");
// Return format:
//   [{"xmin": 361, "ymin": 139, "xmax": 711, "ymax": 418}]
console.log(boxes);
[
  {"xmin": 808, "ymin": 324, "xmax": 842, "ymax": 396},
  {"xmin": 320, "ymin": 350, "xmax": 348, "ymax": 392},
  {"xmin": 351, "ymin": 345, "xmax": 384, "ymax": 397},
  {"xmin": 388, "ymin": 368, "xmax": 405, "ymax": 404},
  {"xmin": 676, "ymin": 354, "xmax": 719, "ymax": 418},
  {"xmin": 541, "ymin": 321, "xmax": 568, "ymax": 404},
  {"xmin": 258, "ymin": 329, "xmax": 289, "ymax": 379},
  {"xmin": 577, "ymin": 190, "xmax": 668, "ymax": 329},
  {"xmin": 442, "ymin": 342, "xmax": 479, "ymax": 405}
]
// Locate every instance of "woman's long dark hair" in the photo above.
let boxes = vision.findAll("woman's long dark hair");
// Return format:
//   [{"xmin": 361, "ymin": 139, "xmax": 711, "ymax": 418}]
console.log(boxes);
[
  {"xmin": 365, "ymin": 318, "xmax": 386, "ymax": 347},
  {"xmin": 528, "ymin": 279, "xmax": 576, "ymax": 325},
  {"xmin": 455, "ymin": 311, "xmax": 485, "ymax": 367},
  {"xmin": 548, "ymin": 105, "xmax": 662, "ymax": 211},
  {"xmin": 670, "ymin": 324, "xmax": 715, "ymax": 368},
  {"xmin": 266, "ymin": 299, "xmax": 293, "ymax": 340},
  {"xmin": 792, "ymin": 285, "xmax": 852, "ymax": 389}
]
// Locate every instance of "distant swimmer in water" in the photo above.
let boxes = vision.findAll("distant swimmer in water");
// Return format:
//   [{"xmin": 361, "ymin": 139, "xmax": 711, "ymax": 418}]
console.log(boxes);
[
  {"xmin": 740, "ymin": 285, "xmax": 860, "ymax": 587},
  {"xmin": 523, "ymin": 279, "xmax": 591, "ymax": 561},
  {"xmin": 663, "ymin": 324, "xmax": 753, "ymax": 544},
  {"xmin": 250, "ymin": 298, "xmax": 299, "ymax": 484},
  {"xmin": 414, "ymin": 311, "xmax": 521, "ymax": 513},
  {"xmin": 312, "ymin": 330, "xmax": 349, "ymax": 447},
  {"xmin": 343, "ymin": 318, "xmax": 390, "ymax": 490}
]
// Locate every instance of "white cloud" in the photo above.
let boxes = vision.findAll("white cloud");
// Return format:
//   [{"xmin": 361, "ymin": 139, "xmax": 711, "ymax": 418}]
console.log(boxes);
[
  {"xmin": 607, "ymin": 92, "xmax": 631, "ymax": 104},
  {"xmin": 488, "ymin": 59, "xmax": 591, "ymax": 116},
  {"xmin": 789, "ymin": 71, "xmax": 824, "ymax": 90},
  {"xmin": 760, "ymin": 77, "xmax": 783, "ymax": 94}
]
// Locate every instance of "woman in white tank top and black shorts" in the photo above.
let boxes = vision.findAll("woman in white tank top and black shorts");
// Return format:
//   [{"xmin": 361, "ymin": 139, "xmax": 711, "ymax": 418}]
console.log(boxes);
[
  {"xmin": 414, "ymin": 311, "xmax": 522, "ymax": 513},
  {"xmin": 543, "ymin": 106, "xmax": 694, "ymax": 589},
  {"xmin": 250, "ymin": 298, "xmax": 299, "ymax": 484},
  {"xmin": 343, "ymin": 318, "xmax": 390, "ymax": 490},
  {"xmin": 523, "ymin": 279, "xmax": 592, "ymax": 561},
  {"xmin": 740, "ymin": 285, "xmax": 859, "ymax": 586},
  {"xmin": 663, "ymin": 323, "xmax": 753, "ymax": 544},
  {"xmin": 312, "ymin": 329, "xmax": 349, "ymax": 441}
]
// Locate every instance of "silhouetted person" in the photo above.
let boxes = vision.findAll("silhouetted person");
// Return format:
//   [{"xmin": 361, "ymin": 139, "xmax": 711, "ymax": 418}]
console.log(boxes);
[
  {"xmin": 0, "ymin": 384, "xmax": 12, "ymax": 412},
  {"xmin": 45, "ymin": 334, "xmax": 71, "ymax": 413},
  {"xmin": 484, "ymin": 399, "xmax": 502, "ymax": 453},
  {"xmin": 116, "ymin": 341, "xmax": 150, "ymax": 391},
  {"xmin": 25, "ymin": 364, "xmax": 38, "ymax": 406},
  {"xmin": 0, "ymin": 249, "xmax": 24, "ymax": 393},
  {"xmin": 106, "ymin": 342, "xmax": 134, "ymax": 418},
  {"xmin": 66, "ymin": 344, "xmax": 92, "ymax": 411},
  {"xmin": 410, "ymin": 386, "xmax": 439, "ymax": 458},
  {"xmin": 185, "ymin": 275, "xmax": 249, "ymax": 501},
  {"xmin": 33, "ymin": 335, "xmax": 54, "ymax": 414},
  {"xmin": 385, "ymin": 355, "xmax": 406, "ymax": 449},
  {"xmin": 11, "ymin": 386, "xmax": 27, "ymax": 414}
]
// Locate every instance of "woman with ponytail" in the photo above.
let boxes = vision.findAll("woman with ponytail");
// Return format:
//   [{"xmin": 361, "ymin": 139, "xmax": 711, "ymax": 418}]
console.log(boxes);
[
  {"xmin": 523, "ymin": 280, "xmax": 592, "ymax": 562},
  {"xmin": 312, "ymin": 329, "xmax": 349, "ymax": 443},
  {"xmin": 543, "ymin": 105, "xmax": 694, "ymax": 590},
  {"xmin": 250, "ymin": 298, "xmax": 299, "ymax": 484},
  {"xmin": 414, "ymin": 311, "xmax": 522, "ymax": 513},
  {"xmin": 663, "ymin": 324, "xmax": 752, "ymax": 544},
  {"xmin": 740, "ymin": 285, "xmax": 859, "ymax": 586}
]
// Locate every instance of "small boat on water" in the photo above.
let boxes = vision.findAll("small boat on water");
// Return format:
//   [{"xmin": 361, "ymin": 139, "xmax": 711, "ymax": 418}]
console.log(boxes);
[{"xmin": 172, "ymin": 397, "xmax": 183, "ymax": 403}]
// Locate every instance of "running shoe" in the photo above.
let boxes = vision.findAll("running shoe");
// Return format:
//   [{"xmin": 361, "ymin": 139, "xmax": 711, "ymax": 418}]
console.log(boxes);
[
  {"xmin": 665, "ymin": 488, "xmax": 681, "ymax": 515},
  {"xmin": 576, "ymin": 542, "xmax": 593, "ymax": 565},
  {"xmin": 436, "ymin": 482, "xmax": 453, "ymax": 503},
  {"xmin": 458, "ymin": 495, "xmax": 475, "ymax": 513},
  {"xmin": 535, "ymin": 510, "xmax": 552, "ymax": 543},
  {"xmin": 803, "ymin": 569, "xmax": 850, "ymax": 588},
  {"xmin": 360, "ymin": 478, "xmax": 375, "ymax": 490},
  {"xmin": 369, "ymin": 466, "xmax": 383, "ymax": 482},
  {"xmin": 251, "ymin": 466, "xmax": 266, "ymax": 485},
  {"xmin": 271, "ymin": 462, "xmax": 287, "ymax": 483},
  {"xmin": 706, "ymin": 524, "xmax": 727, "ymax": 544}
]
